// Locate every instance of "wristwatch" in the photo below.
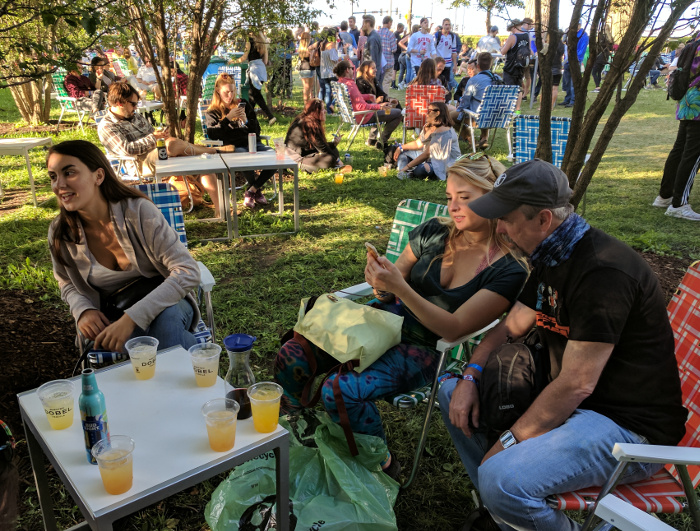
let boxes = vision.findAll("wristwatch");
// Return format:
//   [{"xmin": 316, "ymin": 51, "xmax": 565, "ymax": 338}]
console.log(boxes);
[{"xmin": 499, "ymin": 430, "xmax": 518, "ymax": 449}]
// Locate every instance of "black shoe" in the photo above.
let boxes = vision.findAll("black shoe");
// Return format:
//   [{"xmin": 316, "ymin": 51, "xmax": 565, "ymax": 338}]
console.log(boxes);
[
  {"xmin": 563, "ymin": 104, "xmax": 573, "ymax": 108},
  {"xmin": 365, "ymin": 138, "xmax": 377, "ymax": 147},
  {"xmin": 460, "ymin": 508, "xmax": 500, "ymax": 531},
  {"xmin": 382, "ymin": 455, "xmax": 402, "ymax": 481}
]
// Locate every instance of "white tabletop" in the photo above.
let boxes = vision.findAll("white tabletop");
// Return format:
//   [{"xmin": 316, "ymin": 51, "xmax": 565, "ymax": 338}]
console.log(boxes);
[
  {"xmin": 155, "ymin": 154, "xmax": 227, "ymax": 178},
  {"xmin": 18, "ymin": 346, "xmax": 285, "ymax": 516},
  {"xmin": 0, "ymin": 137, "xmax": 53, "ymax": 155},
  {"xmin": 220, "ymin": 151, "xmax": 298, "ymax": 170}
]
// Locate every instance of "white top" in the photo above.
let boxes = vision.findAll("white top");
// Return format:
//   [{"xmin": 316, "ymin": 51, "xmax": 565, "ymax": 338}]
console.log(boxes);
[
  {"xmin": 136, "ymin": 65, "xmax": 161, "ymax": 84},
  {"xmin": 477, "ymin": 35, "xmax": 501, "ymax": 54},
  {"xmin": 407, "ymin": 32, "xmax": 437, "ymax": 68}
]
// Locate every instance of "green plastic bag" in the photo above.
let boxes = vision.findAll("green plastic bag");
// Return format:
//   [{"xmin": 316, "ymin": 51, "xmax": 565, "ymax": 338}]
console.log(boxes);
[{"xmin": 205, "ymin": 412, "xmax": 399, "ymax": 531}]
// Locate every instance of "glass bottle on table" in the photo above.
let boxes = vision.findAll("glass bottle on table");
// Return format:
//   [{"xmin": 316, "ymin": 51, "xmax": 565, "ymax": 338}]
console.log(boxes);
[{"xmin": 223, "ymin": 334, "xmax": 256, "ymax": 419}]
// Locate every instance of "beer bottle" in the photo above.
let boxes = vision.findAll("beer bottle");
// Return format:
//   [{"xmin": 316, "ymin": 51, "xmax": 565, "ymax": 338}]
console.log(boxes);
[
  {"xmin": 157, "ymin": 138, "xmax": 168, "ymax": 160},
  {"xmin": 79, "ymin": 368, "xmax": 109, "ymax": 464}
]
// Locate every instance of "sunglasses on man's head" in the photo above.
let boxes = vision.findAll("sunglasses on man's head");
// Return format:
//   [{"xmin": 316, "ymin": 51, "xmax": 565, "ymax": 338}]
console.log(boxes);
[{"xmin": 456, "ymin": 152, "xmax": 486, "ymax": 162}]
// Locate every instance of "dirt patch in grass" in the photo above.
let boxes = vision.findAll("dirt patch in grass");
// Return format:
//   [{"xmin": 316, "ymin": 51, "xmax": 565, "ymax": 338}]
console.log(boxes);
[{"xmin": 0, "ymin": 120, "xmax": 81, "ymax": 136}]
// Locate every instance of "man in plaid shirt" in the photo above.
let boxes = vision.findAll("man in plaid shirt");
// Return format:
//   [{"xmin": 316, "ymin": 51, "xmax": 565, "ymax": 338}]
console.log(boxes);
[
  {"xmin": 378, "ymin": 16, "xmax": 398, "ymax": 93},
  {"xmin": 98, "ymin": 82, "xmax": 231, "ymax": 214}
]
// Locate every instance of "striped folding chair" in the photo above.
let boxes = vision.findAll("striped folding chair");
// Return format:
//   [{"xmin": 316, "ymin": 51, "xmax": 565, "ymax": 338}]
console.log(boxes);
[
  {"xmin": 551, "ymin": 261, "xmax": 700, "ymax": 531},
  {"xmin": 334, "ymin": 199, "xmax": 498, "ymax": 489},
  {"xmin": 331, "ymin": 81, "xmax": 383, "ymax": 155},
  {"xmin": 512, "ymin": 114, "xmax": 590, "ymax": 215},
  {"xmin": 136, "ymin": 183, "xmax": 215, "ymax": 343},
  {"xmin": 403, "ymin": 85, "xmax": 447, "ymax": 142},
  {"xmin": 458, "ymin": 84, "xmax": 519, "ymax": 156},
  {"xmin": 50, "ymin": 69, "xmax": 88, "ymax": 132},
  {"xmin": 201, "ymin": 74, "xmax": 217, "ymax": 101}
]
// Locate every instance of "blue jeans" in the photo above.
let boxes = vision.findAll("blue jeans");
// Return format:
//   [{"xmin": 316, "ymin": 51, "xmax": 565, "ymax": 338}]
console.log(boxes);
[
  {"xmin": 132, "ymin": 298, "xmax": 196, "ymax": 350},
  {"xmin": 319, "ymin": 77, "xmax": 335, "ymax": 113},
  {"xmin": 649, "ymin": 69, "xmax": 661, "ymax": 85},
  {"xmin": 562, "ymin": 63, "xmax": 574, "ymax": 105},
  {"xmin": 438, "ymin": 379, "xmax": 662, "ymax": 531},
  {"xmin": 398, "ymin": 55, "xmax": 408, "ymax": 84}
]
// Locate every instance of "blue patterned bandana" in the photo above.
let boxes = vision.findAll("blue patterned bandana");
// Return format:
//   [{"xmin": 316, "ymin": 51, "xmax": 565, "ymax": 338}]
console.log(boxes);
[{"xmin": 530, "ymin": 213, "xmax": 590, "ymax": 267}]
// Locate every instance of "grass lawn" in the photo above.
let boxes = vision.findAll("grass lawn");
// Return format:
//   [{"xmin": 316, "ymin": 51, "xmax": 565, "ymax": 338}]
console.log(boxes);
[{"xmin": 1, "ymin": 75, "xmax": 698, "ymax": 530}]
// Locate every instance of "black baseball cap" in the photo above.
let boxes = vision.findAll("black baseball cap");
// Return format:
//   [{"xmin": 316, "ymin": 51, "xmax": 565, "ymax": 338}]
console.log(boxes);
[{"xmin": 468, "ymin": 159, "xmax": 572, "ymax": 219}]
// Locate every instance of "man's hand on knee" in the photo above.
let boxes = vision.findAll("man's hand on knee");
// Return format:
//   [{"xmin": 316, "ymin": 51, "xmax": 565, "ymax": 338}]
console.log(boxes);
[{"xmin": 448, "ymin": 378, "xmax": 480, "ymax": 437}]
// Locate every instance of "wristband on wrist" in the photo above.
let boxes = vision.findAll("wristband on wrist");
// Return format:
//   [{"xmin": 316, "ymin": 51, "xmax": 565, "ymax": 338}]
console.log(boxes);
[
  {"xmin": 437, "ymin": 371, "xmax": 479, "ymax": 388},
  {"xmin": 466, "ymin": 363, "xmax": 483, "ymax": 373}
]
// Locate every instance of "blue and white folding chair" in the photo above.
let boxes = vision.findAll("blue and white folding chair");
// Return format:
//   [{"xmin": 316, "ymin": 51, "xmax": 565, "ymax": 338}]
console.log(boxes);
[
  {"xmin": 458, "ymin": 84, "xmax": 520, "ymax": 156},
  {"xmin": 513, "ymin": 114, "xmax": 590, "ymax": 214}
]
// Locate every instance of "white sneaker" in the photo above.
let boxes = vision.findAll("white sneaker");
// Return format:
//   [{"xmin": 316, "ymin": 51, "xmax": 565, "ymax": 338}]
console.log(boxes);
[
  {"xmin": 652, "ymin": 195, "xmax": 672, "ymax": 208},
  {"xmin": 665, "ymin": 204, "xmax": 700, "ymax": 221}
]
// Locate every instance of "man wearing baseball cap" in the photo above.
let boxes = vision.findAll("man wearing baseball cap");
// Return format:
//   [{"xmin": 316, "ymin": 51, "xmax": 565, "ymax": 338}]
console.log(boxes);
[{"xmin": 439, "ymin": 159, "xmax": 686, "ymax": 530}]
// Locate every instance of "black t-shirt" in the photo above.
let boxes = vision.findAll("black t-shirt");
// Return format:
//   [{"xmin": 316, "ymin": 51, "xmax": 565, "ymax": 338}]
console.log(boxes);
[
  {"xmin": 203, "ymin": 99, "xmax": 261, "ymax": 148},
  {"xmin": 518, "ymin": 227, "xmax": 687, "ymax": 446},
  {"xmin": 409, "ymin": 218, "xmax": 528, "ymax": 313},
  {"xmin": 504, "ymin": 32, "xmax": 529, "ymax": 74},
  {"xmin": 248, "ymin": 37, "xmax": 263, "ymax": 61}
]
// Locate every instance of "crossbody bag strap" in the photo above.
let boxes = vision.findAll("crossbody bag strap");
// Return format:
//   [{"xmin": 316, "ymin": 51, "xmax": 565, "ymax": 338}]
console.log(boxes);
[{"xmin": 332, "ymin": 359, "xmax": 360, "ymax": 456}]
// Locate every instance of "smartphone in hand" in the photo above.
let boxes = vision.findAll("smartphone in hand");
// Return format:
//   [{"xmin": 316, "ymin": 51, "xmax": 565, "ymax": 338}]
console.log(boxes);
[{"xmin": 365, "ymin": 242, "xmax": 379, "ymax": 260}]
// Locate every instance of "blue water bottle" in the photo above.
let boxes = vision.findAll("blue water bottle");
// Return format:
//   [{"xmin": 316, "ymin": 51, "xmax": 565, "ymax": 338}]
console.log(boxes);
[{"xmin": 79, "ymin": 368, "xmax": 110, "ymax": 464}]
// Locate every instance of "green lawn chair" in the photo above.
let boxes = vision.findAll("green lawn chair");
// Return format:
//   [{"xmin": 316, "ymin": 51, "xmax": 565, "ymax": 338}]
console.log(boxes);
[
  {"xmin": 49, "ymin": 68, "xmax": 88, "ymax": 132},
  {"xmin": 334, "ymin": 199, "xmax": 498, "ymax": 489}
]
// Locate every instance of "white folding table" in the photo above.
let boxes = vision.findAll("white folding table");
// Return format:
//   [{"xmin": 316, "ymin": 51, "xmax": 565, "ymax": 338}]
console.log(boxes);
[
  {"xmin": 155, "ymin": 152, "xmax": 300, "ymax": 240},
  {"xmin": 0, "ymin": 137, "xmax": 54, "ymax": 206},
  {"xmin": 18, "ymin": 346, "xmax": 290, "ymax": 531}
]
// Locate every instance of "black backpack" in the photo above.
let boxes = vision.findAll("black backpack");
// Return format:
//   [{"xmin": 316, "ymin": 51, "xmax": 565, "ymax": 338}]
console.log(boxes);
[
  {"xmin": 668, "ymin": 39, "xmax": 699, "ymax": 101},
  {"xmin": 515, "ymin": 37, "xmax": 531, "ymax": 69},
  {"xmin": 479, "ymin": 331, "xmax": 549, "ymax": 446}
]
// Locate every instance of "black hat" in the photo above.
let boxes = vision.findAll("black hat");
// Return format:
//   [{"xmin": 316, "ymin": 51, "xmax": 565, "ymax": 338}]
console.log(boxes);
[{"xmin": 468, "ymin": 159, "xmax": 572, "ymax": 219}]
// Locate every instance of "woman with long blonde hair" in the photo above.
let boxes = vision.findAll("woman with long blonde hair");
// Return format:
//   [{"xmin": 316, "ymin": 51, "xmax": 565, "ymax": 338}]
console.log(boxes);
[
  {"xmin": 205, "ymin": 74, "xmax": 276, "ymax": 209},
  {"xmin": 239, "ymin": 30, "xmax": 276, "ymax": 125},
  {"xmin": 275, "ymin": 153, "xmax": 527, "ymax": 479},
  {"xmin": 297, "ymin": 32, "xmax": 315, "ymax": 103}
]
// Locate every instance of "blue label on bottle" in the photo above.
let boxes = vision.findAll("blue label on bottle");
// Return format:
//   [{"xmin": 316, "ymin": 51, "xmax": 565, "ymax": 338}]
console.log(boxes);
[{"xmin": 82, "ymin": 412, "xmax": 109, "ymax": 464}]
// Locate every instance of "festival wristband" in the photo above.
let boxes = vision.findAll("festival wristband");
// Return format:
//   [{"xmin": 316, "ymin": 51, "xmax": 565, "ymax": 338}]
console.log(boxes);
[
  {"xmin": 466, "ymin": 363, "xmax": 483, "ymax": 374},
  {"xmin": 437, "ymin": 371, "xmax": 479, "ymax": 388}
]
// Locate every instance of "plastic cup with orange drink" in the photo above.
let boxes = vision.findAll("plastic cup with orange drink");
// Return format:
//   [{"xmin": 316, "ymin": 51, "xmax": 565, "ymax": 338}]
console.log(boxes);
[
  {"xmin": 202, "ymin": 398, "xmax": 240, "ymax": 452},
  {"xmin": 248, "ymin": 382, "xmax": 283, "ymax": 433}
]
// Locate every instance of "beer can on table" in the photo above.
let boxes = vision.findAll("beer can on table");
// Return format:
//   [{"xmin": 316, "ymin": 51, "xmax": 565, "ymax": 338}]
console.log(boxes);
[
  {"xmin": 248, "ymin": 134, "xmax": 257, "ymax": 154},
  {"xmin": 157, "ymin": 139, "xmax": 168, "ymax": 160},
  {"xmin": 79, "ymin": 368, "xmax": 109, "ymax": 464}
]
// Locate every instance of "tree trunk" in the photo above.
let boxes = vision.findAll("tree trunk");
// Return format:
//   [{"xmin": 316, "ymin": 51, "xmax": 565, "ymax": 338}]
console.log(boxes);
[
  {"xmin": 9, "ymin": 79, "xmax": 48, "ymax": 125},
  {"xmin": 534, "ymin": 0, "xmax": 559, "ymax": 163},
  {"xmin": 557, "ymin": 0, "xmax": 694, "ymax": 208},
  {"xmin": 485, "ymin": 9, "xmax": 492, "ymax": 35}
]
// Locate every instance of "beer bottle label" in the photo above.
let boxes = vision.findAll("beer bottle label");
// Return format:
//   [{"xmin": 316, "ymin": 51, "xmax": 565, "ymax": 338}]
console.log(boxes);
[{"xmin": 82, "ymin": 411, "xmax": 109, "ymax": 464}]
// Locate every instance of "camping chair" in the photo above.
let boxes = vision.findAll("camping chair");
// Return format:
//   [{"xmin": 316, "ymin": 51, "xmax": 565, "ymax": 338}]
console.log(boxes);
[
  {"xmin": 201, "ymin": 74, "xmax": 217, "ymax": 101},
  {"xmin": 456, "ymin": 84, "xmax": 519, "ymax": 157},
  {"xmin": 402, "ymin": 84, "xmax": 447, "ymax": 142},
  {"xmin": 512, "ymin": 114, "xmax": 590, "ymax": 215},
  {"xmin": 330, "ymin": 81, "xmax": 383, "ymax": 155},
  {"xmin": 549, "ymin": 260, "xmax": 700, "ymax": 531},
  {"xmin": 334, "ymin": 199, "xmax": 498, "ymax": 489},
  {"xmin": 93, "ymin": 111, "xmax": 146, "ymax": 185},
  {"xmin": 81, "ymin": 182, "xmax": 216, "ymax": 369},
  {"xmin": 49, "ymin": 68, "xmax": 88, "ymax": 132},
  {"xmin": 110, "ymin": 58, "xmax": 127, "ymax": 78}
]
